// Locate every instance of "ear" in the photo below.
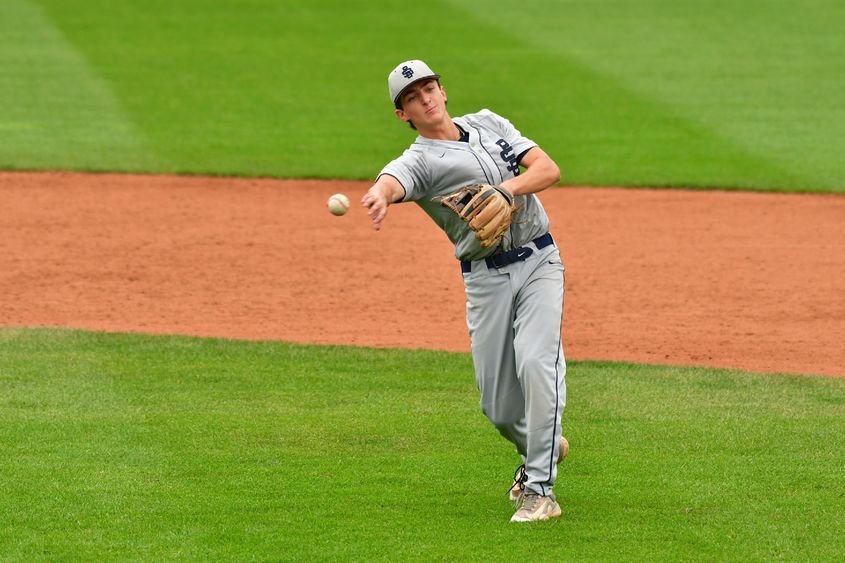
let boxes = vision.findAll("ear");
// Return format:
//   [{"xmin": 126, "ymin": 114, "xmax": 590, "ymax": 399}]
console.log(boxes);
[
  {"xmin": 395, "ymin": 108, "xmax": 410, "ymax": 123},
  {"xmin": 440, "ymin": 84, "xmax": 447, "ymax": 103}
]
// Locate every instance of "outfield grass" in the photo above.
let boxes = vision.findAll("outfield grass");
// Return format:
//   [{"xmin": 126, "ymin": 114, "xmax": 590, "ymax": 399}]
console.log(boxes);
[
  {"xmin": 1, "ymin": 328, "xmax": 842, "ymax": 560},
  {"xmin": 0, "ymin": 0, "xmax": 842, "ymax": 191}
]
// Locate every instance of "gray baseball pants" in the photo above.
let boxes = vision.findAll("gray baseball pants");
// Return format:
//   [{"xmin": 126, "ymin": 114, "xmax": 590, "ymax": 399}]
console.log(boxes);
[{"xmin": 462, "ymin": 240, "xmax": 566, "ymax": 497}]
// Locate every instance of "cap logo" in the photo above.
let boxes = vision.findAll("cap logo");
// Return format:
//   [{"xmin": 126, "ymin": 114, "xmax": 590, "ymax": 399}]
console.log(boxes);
[{"xmin": 401, "ymin": 65, "xmax": 414, "ymax": 79}]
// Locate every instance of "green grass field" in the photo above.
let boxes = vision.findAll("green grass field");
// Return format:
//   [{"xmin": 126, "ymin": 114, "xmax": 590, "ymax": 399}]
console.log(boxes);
[
  {"xmin": 1, "ymin": 0, "xmax": 843, "ymax": 191},
  {"xmin": 1, "ymin": 329, "xmax": 843, "ymax": 560}
]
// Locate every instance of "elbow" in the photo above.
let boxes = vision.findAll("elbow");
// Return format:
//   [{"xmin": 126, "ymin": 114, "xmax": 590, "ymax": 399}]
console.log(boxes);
[{"xmin": 549, "ymin": 161, "xmax": 561, "ymax": 185}]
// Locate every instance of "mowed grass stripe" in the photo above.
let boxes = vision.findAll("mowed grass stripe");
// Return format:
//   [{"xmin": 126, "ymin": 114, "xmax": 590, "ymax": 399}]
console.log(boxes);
[
  {"xmin": 0, "ymin": 0, "xmax": 156, "ymax": 172},
  {"xmin": 34, "ymin": 0, "xmax": 462, "ymax": 178},
  {"xmin": 449, "ymin": 0, "xmax": 845, "ymax": 191},
  {"xmin": 0, "ymin": 0, "xmax": 832, "ymax": 191},
  {"xmin": 1, "ymin": 328, "xmax": 842, "ymax": 560}
]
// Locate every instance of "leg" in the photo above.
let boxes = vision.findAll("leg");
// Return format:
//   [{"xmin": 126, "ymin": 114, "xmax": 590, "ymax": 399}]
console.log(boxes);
[
  {"xmin": 512, "ymin": 252, "xmax": 566, "ymax": 498},
  {"xmin": 463, "ymin": 268, "xmax": 527, "ymax": 456}
]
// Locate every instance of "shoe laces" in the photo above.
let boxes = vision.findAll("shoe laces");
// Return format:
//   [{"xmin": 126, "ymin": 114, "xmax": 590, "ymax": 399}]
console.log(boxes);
[
  {"xmin": 521, "ymin": 491, "xmax": 542, "ymax": 513},
  {"xmin": 508, "ymin": 464, "xmax": 527, "ymax": 507}
]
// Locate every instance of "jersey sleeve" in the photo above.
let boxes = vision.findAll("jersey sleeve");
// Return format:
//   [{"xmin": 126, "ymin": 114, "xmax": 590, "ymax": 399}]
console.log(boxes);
[
  {"xmin": 377, "ymin": 147, "xmax": 429, "ymax": 202},
  {"xmin": 475, "ymin": 109, "xmax": 537, "ymax": 164}
]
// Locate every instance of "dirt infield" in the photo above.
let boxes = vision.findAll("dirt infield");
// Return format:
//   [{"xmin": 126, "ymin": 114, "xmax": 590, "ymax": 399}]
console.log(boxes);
[{"xmin": 1, "ymin": 171, "xmax": 843, "ymax": 377}]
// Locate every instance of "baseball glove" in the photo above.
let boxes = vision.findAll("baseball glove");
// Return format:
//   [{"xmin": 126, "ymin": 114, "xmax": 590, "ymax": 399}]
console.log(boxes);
[{"xmin": 439, "ymin": 183, "xmax": 517, "ymax": 248}]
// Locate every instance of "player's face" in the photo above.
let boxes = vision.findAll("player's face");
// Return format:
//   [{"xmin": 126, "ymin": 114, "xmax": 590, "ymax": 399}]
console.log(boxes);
[{"xmin": 396, "ymin": 79, "xmax": 448, "ymax": 127}]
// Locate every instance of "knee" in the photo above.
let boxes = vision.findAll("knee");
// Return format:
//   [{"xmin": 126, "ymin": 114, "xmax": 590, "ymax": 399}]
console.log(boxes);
[
  {"xmin": 518, "ymin": 353, "xmax": 561, "ymax": 381},
  {"xmin": 481, "ymin": 404, "xmax": 522, "ymax": 430},
  {"xmin": 518, "ymin": 355, "xmax": 546, "ymax": 378}
]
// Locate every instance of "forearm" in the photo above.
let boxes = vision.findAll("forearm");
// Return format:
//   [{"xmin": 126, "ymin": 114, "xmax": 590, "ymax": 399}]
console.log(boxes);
[
  {"xmin": 499, "ymin": 148, "xmax": 561, "ymax": 197},
  {"xmin": 369, "ymin": 174, "xmax": 405, "ymax": 204}
]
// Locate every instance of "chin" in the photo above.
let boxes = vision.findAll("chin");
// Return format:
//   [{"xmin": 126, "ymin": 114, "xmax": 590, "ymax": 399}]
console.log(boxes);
[{"xmin": 424, "ymin": 109, "xmax": 442, "ymax": 121}]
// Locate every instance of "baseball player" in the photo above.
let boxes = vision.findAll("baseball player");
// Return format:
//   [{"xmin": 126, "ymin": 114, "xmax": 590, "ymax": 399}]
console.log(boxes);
[{"xmin": 361, "ymin": 60, "xmax": 568, "ymax": 522}]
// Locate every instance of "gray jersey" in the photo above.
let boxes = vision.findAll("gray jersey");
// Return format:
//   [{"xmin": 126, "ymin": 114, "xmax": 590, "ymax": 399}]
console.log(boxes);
[{"xmin": 378, "ymin": 109, "xmax": 551, "ymax": 261}]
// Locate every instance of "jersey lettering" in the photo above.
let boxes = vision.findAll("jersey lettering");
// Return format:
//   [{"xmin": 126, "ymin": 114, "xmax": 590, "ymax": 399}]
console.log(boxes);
[{"xmin": 495, "ymin": 139, "xmax": 521, "ymax": 176}]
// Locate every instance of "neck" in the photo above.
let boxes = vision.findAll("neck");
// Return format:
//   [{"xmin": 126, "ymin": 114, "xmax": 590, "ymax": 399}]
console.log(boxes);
[{"xmin": 418, "ymin": 116, "xmax": 460, "ymax": 141}]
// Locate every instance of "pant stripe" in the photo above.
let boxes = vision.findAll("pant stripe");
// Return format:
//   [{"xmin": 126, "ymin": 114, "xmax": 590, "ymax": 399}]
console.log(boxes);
[{"xmin": 546, "ymin": 338, "xmax": 562, "ymax": 487}]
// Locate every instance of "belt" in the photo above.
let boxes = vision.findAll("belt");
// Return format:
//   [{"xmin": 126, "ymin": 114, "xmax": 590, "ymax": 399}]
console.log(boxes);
[{"xmin": 461, "ymin": 233, "xmax": 554, "ymax": 273}]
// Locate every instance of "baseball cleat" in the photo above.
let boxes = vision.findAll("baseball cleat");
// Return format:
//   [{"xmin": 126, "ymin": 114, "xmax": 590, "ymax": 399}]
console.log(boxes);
[
  {"xmin": 510, "ymin": 492, "xmax": 561, "ymax": 523},
  {"xmin": 508, "ymin": 436, "xmax": 569, "ymax": 502},
  {"xmin": 559, "ymin": 436, "xmax": 570, "ymax": 462}
]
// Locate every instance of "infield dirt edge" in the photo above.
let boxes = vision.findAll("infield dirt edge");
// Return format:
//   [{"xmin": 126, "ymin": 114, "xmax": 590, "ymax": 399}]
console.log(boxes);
[{"xmin": 2, "ymin": 170, "xmax": 843, "ymax": 377}]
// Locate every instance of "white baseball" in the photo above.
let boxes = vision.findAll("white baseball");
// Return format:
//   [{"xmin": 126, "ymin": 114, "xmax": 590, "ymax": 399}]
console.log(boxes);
[{"xmin": 327, "ymin": 193, "xmax": 350, "ymax": 216}]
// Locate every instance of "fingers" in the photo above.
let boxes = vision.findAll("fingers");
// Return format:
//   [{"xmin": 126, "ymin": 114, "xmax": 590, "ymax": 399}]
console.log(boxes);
[
  {"xmin": 370, "ymin": 205, "xmax": 387, "ymax": 230},
  {"xmin": 360, "ymin": 192, "xmax": 388, "ymax": 231}
]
